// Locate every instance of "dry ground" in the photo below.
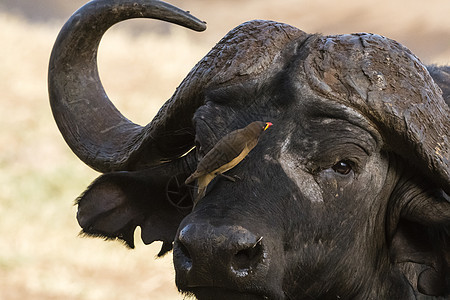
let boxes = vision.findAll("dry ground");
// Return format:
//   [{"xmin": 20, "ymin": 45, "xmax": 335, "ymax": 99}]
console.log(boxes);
[{"xmin": 0, "ymin": 0, "xmax": 448, "ymax": 299}]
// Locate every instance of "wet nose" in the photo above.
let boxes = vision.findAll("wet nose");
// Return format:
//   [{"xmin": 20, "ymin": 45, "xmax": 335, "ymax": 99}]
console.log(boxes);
[{"xmin": 173, "ymin": 223, "xmax": 268, "ymax": 288}]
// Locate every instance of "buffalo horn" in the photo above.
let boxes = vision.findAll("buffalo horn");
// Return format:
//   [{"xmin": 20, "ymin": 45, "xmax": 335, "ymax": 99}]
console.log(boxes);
[
  {"xmin": 48, "ymin": 0, "xmax": 206, "ymax": 172},
  {"xmin": 49, "ymin": 1, "xmax": 306, "ymax": 173},
  {"xmin": 304, "ymin": 33, "xmax": 450, "ymax": 194}
]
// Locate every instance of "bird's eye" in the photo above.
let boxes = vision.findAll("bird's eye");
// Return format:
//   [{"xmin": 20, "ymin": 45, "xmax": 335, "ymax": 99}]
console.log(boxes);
[{"xmin": 332, "ymin": 160, "xmax": 353, "ymax": 175}]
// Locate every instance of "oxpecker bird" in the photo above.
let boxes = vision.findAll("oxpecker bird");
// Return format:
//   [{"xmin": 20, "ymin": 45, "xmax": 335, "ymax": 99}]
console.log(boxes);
[{"xmin": 185, "ymin": 121, "xmax": 272, "ymax": 204}]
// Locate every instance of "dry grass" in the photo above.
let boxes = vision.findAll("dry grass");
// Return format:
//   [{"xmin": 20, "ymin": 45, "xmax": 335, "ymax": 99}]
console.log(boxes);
[{"xmin": 0, "ymin": 0, "xmax": 448, "ymax": 299}]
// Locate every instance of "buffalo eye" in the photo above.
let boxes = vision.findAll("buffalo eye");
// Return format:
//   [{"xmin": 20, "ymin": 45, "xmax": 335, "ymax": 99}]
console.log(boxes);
[{"xmin": 332, "ymin": 160, "xmax": 353, "ymax": 175}]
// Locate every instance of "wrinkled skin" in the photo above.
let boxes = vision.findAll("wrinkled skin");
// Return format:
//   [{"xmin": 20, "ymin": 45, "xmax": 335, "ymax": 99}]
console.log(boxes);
[
  {"xmin": 171, "ymin": 62, "xmax": 449, "ymax": 299},
  {"xmin": 49, "ymin": 1, "xmax": 450, "ymax": 299}
]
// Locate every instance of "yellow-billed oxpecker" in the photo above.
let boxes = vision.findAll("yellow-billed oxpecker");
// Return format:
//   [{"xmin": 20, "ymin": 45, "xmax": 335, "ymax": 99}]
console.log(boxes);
[{"xmin": 185, "ymin": 121, "xmax": 272, "ymax": 204}]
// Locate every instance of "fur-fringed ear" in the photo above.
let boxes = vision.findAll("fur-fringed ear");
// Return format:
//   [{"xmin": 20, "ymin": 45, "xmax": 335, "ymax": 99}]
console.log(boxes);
[
  {"xmin": 76, "ymin": 176, "xmax": 142, "ymax": 248},
  {"xmin": 76, "ymin": 165, "xmax": 193, "ymax": 254},
  {"xmin": 388, "ymin": 173, "xmax": 450, "ymax": 297}
]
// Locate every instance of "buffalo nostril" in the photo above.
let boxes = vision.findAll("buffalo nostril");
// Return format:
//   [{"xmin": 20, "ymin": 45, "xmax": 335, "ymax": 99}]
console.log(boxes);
[
  {"xmin": 174, "ymin": 224, "xmax": 269, "ymax": 286},
  {"xmin": 174, "ymin": 240, "xmax": 192, "ymax": 272},
  {"xmin": 231, "ymin": 237, "xmax": 265, "ymax": 277}
]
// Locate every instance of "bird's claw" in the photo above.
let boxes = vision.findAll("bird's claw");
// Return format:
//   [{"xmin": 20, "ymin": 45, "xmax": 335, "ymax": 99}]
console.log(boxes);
[{"xmin": 218, "ymin": 173, "xmax": 241, "ymax": 182}]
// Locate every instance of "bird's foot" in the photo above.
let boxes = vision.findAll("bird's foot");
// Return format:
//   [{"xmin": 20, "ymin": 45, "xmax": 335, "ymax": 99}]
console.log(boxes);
[{"xmin": 218, "ymin": 173, "xmax": 241, "ymax": 182}]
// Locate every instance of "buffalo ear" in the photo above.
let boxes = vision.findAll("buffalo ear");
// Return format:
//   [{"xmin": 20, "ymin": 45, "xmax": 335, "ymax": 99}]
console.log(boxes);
[
  {"xmin": 389, "ymin": 183, "xmax": 450, "ymax": 296},
  {"xmin": 76, "ymin": 167, "xmax": 193, "ymax": 256}
]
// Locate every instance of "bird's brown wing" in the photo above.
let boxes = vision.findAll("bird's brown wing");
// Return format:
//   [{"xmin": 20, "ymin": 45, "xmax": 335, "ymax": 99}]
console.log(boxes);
[{"xmin": 193, "ymin": 129, "xmax": 248, "ymax": 177}]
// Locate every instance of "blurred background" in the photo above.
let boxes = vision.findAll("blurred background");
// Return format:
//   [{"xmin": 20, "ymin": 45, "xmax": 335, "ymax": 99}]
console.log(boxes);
[{"xmin": 0, "ymin": 0, "xmax": 448, "ymax": 299}]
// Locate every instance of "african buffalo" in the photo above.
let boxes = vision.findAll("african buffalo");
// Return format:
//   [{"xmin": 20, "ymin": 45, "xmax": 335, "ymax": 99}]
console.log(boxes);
[{"xmin": 49, "ymin": 0, "xmax": 450, "ymax": 299}]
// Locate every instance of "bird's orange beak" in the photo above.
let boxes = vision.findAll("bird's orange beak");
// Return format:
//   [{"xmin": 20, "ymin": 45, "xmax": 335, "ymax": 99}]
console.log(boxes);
[{"xmin": 264, "ymin": 122, "xmax": 273, "ymax": 131}]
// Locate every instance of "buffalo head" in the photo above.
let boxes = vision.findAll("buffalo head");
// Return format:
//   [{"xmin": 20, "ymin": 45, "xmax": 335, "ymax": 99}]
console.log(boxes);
[{"xmin": 49, "ymin": 0, "xmax": 450, "ymax": 299}]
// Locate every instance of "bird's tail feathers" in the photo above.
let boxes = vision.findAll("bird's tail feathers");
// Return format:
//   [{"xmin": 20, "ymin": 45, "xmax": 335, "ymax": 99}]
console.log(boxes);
[
  {"xmin": 193, "ymin": 186, "xmax": 207, "ymax": 207},
  {"xmin": 184, "ymin": 173, "xmax": 197, "ymax": 185}
]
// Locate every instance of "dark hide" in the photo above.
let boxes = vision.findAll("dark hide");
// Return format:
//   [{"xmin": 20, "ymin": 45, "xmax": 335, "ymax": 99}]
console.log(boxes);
[
  {"xmin": 52, "ymin": 2, "xmax": 450, "ymax": 299},
  {"xmin": 172, "ymin": 78, "xmax": 450, "ymax": 299},
  {"xmin": 79, "ymin": 77, "xmax": 450, "ymax": 299}
]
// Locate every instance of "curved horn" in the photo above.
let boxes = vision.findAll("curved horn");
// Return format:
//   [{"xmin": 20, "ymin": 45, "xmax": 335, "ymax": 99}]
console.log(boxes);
[
  {"xmin": 427, "ymin": 65, "xmax": 450, "ymax": 106},
  {"xmin": 49, "ymin": 1, "xmax": 306, "ymax": 173},
  {"xmin": 304, "ymin": 33, "xmax": 450, "ymax": 194},
  {"xmin": 48, "ymin": 0, "xmax": 206, "ymax": 172}
]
